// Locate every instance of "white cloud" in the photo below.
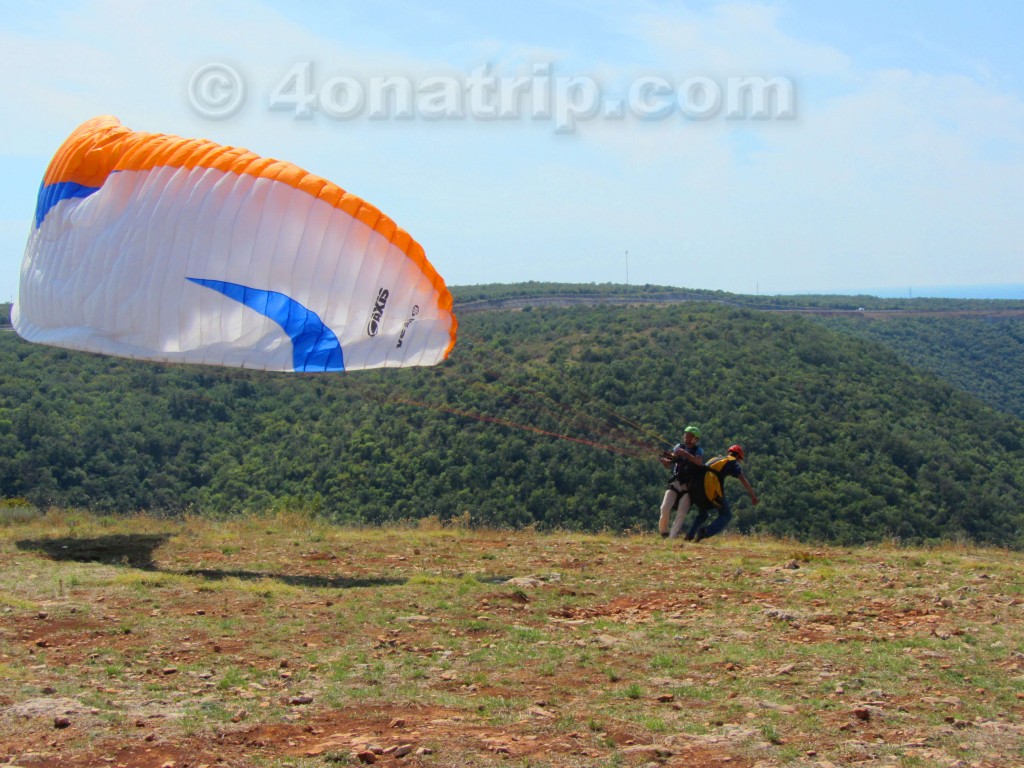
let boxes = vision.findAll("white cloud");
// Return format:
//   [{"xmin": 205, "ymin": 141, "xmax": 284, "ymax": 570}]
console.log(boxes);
[
  {"xmin": 630, "ymin": 2, "xmax": 852, "ymax": 78},
  {"xmin": 550, "ymin": 3, "xmax": 1024, "ymax": 293}
]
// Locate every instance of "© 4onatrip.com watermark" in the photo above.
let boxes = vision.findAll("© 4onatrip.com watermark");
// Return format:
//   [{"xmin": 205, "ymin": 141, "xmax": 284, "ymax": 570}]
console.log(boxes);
[{"xmin": 188, "ymin": 62, "xmax": 796, "ymax": 133}]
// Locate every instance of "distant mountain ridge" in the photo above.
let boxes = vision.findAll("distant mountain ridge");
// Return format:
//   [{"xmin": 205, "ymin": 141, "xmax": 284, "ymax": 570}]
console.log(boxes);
[{"xmin": 448, "ymin": 284, "xmax": 1024, "ymax": 420}]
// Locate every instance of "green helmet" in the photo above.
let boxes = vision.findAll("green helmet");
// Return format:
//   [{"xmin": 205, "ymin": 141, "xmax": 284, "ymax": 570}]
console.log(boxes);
[{"xmin": 684, "ymin": 425, "xmax": 701, "ymax": 439}]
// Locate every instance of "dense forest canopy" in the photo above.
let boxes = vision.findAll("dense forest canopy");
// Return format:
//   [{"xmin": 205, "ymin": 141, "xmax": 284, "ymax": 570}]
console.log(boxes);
[
  {"xmin": 1, "ymin": 287, "xmax": 1023, "ymax": 547},
  {"xmin": 815, "ymin": 314, "xmax": 1024, "ymax": 421}
]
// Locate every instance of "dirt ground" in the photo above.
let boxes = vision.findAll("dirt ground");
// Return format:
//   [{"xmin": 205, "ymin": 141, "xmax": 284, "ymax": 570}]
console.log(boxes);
[{"xmin": 2, "ymin": 520, "xmax": 1022, "ymax": 767}]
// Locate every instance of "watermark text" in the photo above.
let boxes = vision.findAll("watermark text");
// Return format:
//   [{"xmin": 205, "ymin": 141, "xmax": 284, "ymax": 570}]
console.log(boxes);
[{"xmin": 188, "ymin": 62, "xmax": 796, "ymax": 132}]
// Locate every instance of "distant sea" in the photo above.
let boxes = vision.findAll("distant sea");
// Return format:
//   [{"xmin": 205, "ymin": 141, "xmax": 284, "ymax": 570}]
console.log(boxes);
[{"xmin": 820, "ymin": 284, "xmax": 1024, "ymax": 300}]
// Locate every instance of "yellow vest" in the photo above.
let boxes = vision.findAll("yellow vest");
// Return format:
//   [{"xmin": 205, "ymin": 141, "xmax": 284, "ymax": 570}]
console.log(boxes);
[{"xmin": 701, "ymin": 455, "xmax": 737, "ymax": 509}]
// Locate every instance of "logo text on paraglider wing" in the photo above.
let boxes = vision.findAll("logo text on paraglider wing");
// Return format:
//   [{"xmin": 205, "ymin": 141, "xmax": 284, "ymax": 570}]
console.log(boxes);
[
  {"xmin": 367, "ymin": 287, "xmax": 390, "ymax": 337},
  {"xmin": 396, "ymin": 305, "xmax": 420, "ymax": 348}
]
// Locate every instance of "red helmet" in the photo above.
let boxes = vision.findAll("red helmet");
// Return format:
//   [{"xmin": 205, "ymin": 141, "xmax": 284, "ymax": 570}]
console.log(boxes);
[{"xmin": 728, "ymin": 444, "xmax": 745, "ymax": 460}]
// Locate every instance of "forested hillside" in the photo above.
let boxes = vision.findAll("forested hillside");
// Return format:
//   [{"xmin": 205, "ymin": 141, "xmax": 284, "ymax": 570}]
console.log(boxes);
[
  {"xmin": 3, "ymin": 293, "xmax": 1024, "ymax": 547},
  {"xmin": 816, "ymin": 314, "xmax": 1024, "ymax": 421}
]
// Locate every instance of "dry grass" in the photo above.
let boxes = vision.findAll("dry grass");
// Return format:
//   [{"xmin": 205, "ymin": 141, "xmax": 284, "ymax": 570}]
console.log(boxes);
[{"xmin": 1, "ymin": 509, "xmax": 1022, "ymax": 767}]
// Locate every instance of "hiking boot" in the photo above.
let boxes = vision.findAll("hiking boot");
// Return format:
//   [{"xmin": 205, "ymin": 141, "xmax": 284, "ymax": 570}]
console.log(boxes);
[{"xmin": 694, "ymin": 527, "xmax": 708, "ymax": 543}]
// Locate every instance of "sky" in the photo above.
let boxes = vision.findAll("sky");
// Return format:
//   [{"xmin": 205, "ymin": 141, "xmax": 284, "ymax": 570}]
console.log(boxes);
[{"xmin": 1, "ymin": 0, "xmax": 1022, "ymax": 301}]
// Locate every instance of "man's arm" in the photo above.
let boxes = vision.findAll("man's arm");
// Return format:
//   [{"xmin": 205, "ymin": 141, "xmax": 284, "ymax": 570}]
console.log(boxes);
[
  {"xmin": 673, "ymin": 447, "xmax": 704, "ymax": 466},
  {"xmin": 739, "ymin": 475, "xmax": 759, "ymax": 505}
]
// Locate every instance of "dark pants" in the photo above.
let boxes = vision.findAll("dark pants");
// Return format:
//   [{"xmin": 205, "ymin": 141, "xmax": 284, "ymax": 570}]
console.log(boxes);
[{"xmin": 687, "ymin": 498, "xmax": 732, "ymax": 540}]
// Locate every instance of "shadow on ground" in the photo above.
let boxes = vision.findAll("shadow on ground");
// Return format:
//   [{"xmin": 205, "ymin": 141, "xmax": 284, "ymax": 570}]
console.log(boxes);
[
  {"xmin": 16, "ymin": 533, "xmax": 171, "ymax": 569},
  {"xmin": 15, "ymin": 534, "xmax": 408, "ymax": 588},
  {"xmin": 179, "ymin": 568, "xmax": 407, "ymax": 589}
]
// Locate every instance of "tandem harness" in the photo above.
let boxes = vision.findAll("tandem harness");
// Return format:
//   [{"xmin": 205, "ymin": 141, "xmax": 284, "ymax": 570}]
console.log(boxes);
[
  {"xmin": 663, "ymin": 451, "xmax": 694, "ymax": 508},
  {"xmin": 688, "ymin": 455, "xmax": 737, "ymax": 511}
]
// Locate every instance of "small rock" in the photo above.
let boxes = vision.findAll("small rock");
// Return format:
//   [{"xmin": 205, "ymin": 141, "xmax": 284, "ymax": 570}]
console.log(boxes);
[
  {"xmin": 53, "ymin": 716, "xmax": 71, "ymax": 729},
  {"xmin": 505, "ymin": 576, "xmax": 545, "ymax": 588},
  {"xmin": 356, "ymin": 750, "xmax": 377, "ymax": 764},
  {"xmin": 289, "ymin": 695, "xmax": 313, "ymax": 705}
]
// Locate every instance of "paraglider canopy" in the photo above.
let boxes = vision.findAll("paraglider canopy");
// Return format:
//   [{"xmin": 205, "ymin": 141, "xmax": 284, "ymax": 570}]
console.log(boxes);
[{"xmin": 14, "ymin": 116, "xmax": 457, "ymax": 372}]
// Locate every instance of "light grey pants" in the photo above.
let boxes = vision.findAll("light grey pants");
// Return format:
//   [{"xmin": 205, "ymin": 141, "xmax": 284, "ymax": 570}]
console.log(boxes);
[{"xmin": 658, "ymin": 480, "xmax": 692, "ymax": 538}]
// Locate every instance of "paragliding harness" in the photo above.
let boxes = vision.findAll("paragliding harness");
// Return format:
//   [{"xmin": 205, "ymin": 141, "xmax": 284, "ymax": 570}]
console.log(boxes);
[
  {"xmin": 660, "ymin": 451, "xmax": 688, "ymax": 510},
  {"xmin": 689, "ymin": 455, "xmax": 738, "ymax": 512}
]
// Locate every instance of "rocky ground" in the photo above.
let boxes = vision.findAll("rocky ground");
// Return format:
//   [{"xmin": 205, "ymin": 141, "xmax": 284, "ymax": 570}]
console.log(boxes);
[{"xmin": 1, "ymin": 512, "xmax": 1022, "ymax": 767}]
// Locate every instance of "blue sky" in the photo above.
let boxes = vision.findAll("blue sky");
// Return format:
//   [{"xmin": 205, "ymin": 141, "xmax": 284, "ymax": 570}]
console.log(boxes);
[{"xmin": 2, "ymin": 0, "xmax": 1022, "ymax": 300}]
